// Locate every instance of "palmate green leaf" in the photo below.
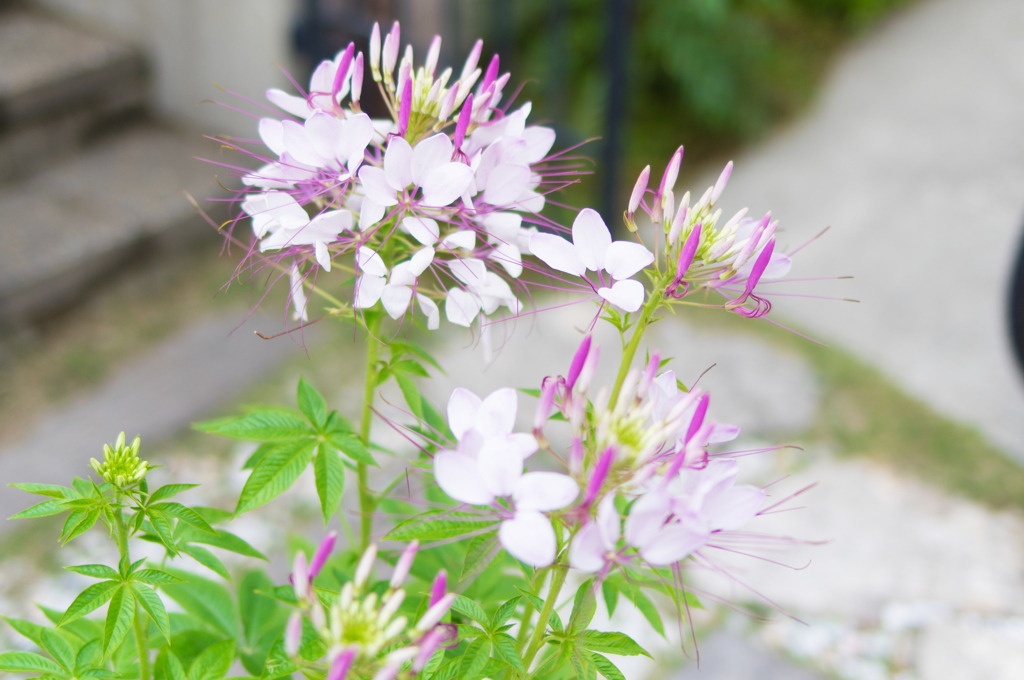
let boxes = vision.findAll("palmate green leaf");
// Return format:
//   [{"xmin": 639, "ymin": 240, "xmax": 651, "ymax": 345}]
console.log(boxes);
[
  {"xmin": 131, "ymin": 583, "xmax": 171, "ymax": 641},
  {"xmin": 313, "ymin": 447, "xmax": 345, "ymax": 526},
  {"xmin": 74, "ymin": 639, "xmax": 101, "ymax": 674},
  {"xmin": 391, "ymin": 358, "xmax": 430, "ymax": 378},
  {"xmin": 154, "ymin": 502, "xmax": 218, "ymax": 535},
  {"xmin": 59, "ymin": 580, "xmax": 119, "ymax": 627},
  {"xmin": 66, "ymin": 564, "xmax": 120, "ymax": 580},
  {"xmin": 450, "ymin": 595, "xmax": 488, "ymax": 626},
  {"xmin": 570, "ymin": 645, "xmax": 596, "ymax": 680},
  {"xmin": 0, "ymin": 651, "xmax": 66, "ymax": 675},
  {"xmin": 180, "ymin": 544, "xmax": 232, "ymax": 581},
  {"xmin": 601, "ymin": 581, "xmax": 618, "ymax": 616},
  {"xmin": 325, "ymin": 433, "xmax": 376, "ymax": 467},
  {"xmin": 459, "ymin": 637, "xmax": 491, "ymax": 680},
  {"xmin": 324, "ymin": 411, "xmax": 355, "ymax": 434},
  {"xmin": 102, "ymin": 586, "xmax": 135, "ymax": 657},
  {"xmin": 9, "ymin": 483, "xmax": 74, "ymax": 499},
  {"xmin": 296, "ymin": 377, "xmax": 328, "ymax": 430},
  {"xmin": 61, "ymin": 507, "xmax": 101, "ymax": 544},
  {"xmin": 235, "ymin": 439, "xmax": 316, "ymax": 516},
  {"xmin": 515, "ymin": 588, "xmax": 564, "ymax": 632},
  {"xmin": 460, "ymin": 531, "xmax": 499, "ymax": 583},
  {"xmin": 147, "ymin": 510, "xmax": 179, "ymax": 554},
  {"xmin": 569, "ymin": 580, "xmax": 597, "ymax": 634},
  {"xmin": 580, "ymin": 631, "xmax": 652, "ymax": 658},
  {"xmin": 132, "ymin": 569, "xmax": 186, "ymax": 586},
  {"xmin": 187, "ymin": 639, "xmax": 236, "ymax": 680},
  {"xmin": 391, "ymin": 340, "xmax": 445, "ymax": 374},
  {"xmin": 163, "ymin": 650, "xmax": 188, "ymax": 680},
  {"xmin": 491, "ymin": 596, "xmax": 521, "ymax": 629},
  {"xmin": 179, "ymin": 529, "xmax": 267, "ymax": 561},
  {"xmin": 195, "ymin": 411, "xmax": 312, "ymax": 441},
  {"xmin": 161, "ymin": 570, "xmax": 238, "ymax": 638},
  {"xmin": 41, "ymin": 628, "xmax": 75, "ymax": 670},
  {"xmin": 238, "ymin": 570, "xmax": 282, "ymax": 652},
  {"xmin": 9, "ymin": 497, "xmax": 72, "ymax": 519},
  {"xmin": 149, "ymin": 484, "xmax": 200, "ymax": 503},
  {"xmin": 254, "ymin": 586, "xmax": 297, "ymax": 607},
  {"xmin": 241, "ymin": 442, "xmax": 277, "ymax": 471},
  {"xmin": 623, "ymin": 587, "xmax": 664, "ymax": 638},
  {"xmin": 3, "ymin": 615, "xmax": 47, "ymax": 645},
  {"xmin": 385, "ymin": 513, "xmax": 498, "ymax": 542},
  {"xmin": 490, "ymin": 632, "xmax": 525, "ymax": 673}
]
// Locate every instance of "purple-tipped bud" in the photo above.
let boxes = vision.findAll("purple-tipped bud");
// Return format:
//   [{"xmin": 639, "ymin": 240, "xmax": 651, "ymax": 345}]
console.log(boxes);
[
  {"xmin": 480, "ymin": 54, "xmax": 499, "ymax": 96},
  {"xmin": 309, "ymin": 531, "xmax": 337, "ymax": 580},
  {"xmin": 327, "ymin": 648, "xmax": 356, "ymax": 680},
  {"xmin": 684, "ymin": 393, "xmax": 710, "ymax": 445},
  {"xmin": 382, "ymin": 23, "xmax": 400, "ymax": 76},
  {"xmin": 534, "ymin": 376, "xmax": 560, "ymax": 431},
  {"xmin": 398, "ymin": 76, "xmax": 413, "ymax": 136},
  {"xmin": 659, "ymin": 146, "xmax": 683, "ymax": 197},
  {"xmin": 628, "ymin": 165, "xmax": 650, "ymax": 215},
  {"xmin": 711, "ymin": 161, "xmax": 733, "ymax": 204},
  {"xmin": 425, "ymin": 35, "xmax": 442, "ymax": 76},
  {"xmin": 416, "ymin": 592, "xmax": 456, "ymax": 632},
  {"xmin": 369, "ymin": 23, "xmax": 381, "ymax": 74},
  {"xmin": 584, "ymin": 447, "xmax": 615, "ymax": 506},
  {"xmin": 565, "ymin": 335, "xmax": 592, "ymax": 392},
  {"xmin": 674, "ymin": 223, "xmax": 702, "ymax": 284},
  {"xmin": 332, "ymin": 43, "xmax": 355, "ymax": 99},
  {"xmin": 668, "ymin": 191, "xmax": 690, "ymax": 245},
  {"xmin": 439, "ymin": 85, "xmax": 459, "ymax": 121},
  {"xmin": 637, "ymin": 352, "xmax": 660, "ymax": 400},
  {"xmin": 429, "ymin": 569, "xmax": 447, "ymax": 606},
  {"xmin": 292, "ymin": 551, "xmax": 309, "ymax": 600},
  {"xmin": 390, "ymin": 540, "xmax": 419, "ymax": 589},
  {"xmin": 730, "ymin": 212, "xmax": 771, "ymax": 272},
  {"xmin": 736, "ymin": 238, "xmax": 775, "ymax": 304},
  {"xmin": 284, "ymin": 612, "xmax": 303, "ymax": 656},
  {"xmin": 453, "ymin": 93, "xmax": 473, "ymax": 149},
  {"xmin": 354, "ymin": 543, "xmax": 377, "ymax": 590},
  {"xmin": 413, "ymin": 627, "xmax": 446, "ymax": 671},
  {"xmin": 576, "ymin": 343, "xmax": 601, "ymax": 395},
  {"xmin": 569, "ymin": 437, "xmax": 585, "ymax": 475},
  {"xmin": 462, "ymin": 39, "xmax": 483, "ymax": 80},
  {"xmin": 351, "ymin": 53, "xmax": 364, "ymax": 103}
]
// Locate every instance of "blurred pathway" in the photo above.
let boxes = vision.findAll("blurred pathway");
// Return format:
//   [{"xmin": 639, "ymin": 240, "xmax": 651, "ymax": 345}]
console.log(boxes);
[{"xmin": 715, "ymin": 0, "xmax": 1024, "ymax": 460}]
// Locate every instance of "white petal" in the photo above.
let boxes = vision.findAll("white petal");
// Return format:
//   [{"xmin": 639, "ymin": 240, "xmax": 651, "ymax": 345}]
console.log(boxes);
[
  {"xmin": 308, "ymin": 59, "xmax": 334, "ymax": 96},
  {"xmin": 763, "ymin": 252, "xmax": 792, "ymax": 279},
  {"xmin": 703, "ymin": 484, "xmax": 765, "ymax": 531},
  {"xmin": 489, "ymin": 242, "xmax": 522, "ymax": 277},
  {"xmin": 478, "ymin": 436, "xmax": 524, "ymax": 497},
  {"xmin": 337, "ymin": 113, "xmax": 374, "ymax": 164},
  {"xmin": 417, "ymin": 293, "xmax": 440, "ymax": 330},
  {"xmin": 445, "ymin": 288, "xmax": 481, "ymax": 327},
  {"xmin": 530, "ymin": 233, "xmax": 586, "ymax": 277},
  {"xmin": 448, "ymin": 258, "xmax": 487, "ymax": 287},
  {"xmin": 516, "ymin": 190, "xmax": 546, "ymax": 213},
  {"xmin": 354, "ymin": 274, "xmax": 385, "ymax": 308},
  {"xmin": 441, "ymin": 231, "xmax": 477, "ymax": 251},
  {"xmin": 304, "ymin": 112, "xmax": 343, "ymax": 160},
  {"xmin": 282, "ymin": 120, "xmax": 325, "ymax": 167},
  {"xmin": 604, "ymin": 241, "xmax": 655, "ymax": 280},
  {"xmin": 305, "ymin": 209, "xmax": 353, "ymax": 241},
  {"xmin": 596, "ymin": 495, "xmax": 621, "ymax": 548},
  {"xmin": 568, "ymin": 522, "xmax": 606, "ymax": 573},
  {"xmin": 434, "ymin": 451, "xmax": 495, "ymax": 505},
  {"xmin": 359, "ymin": 197, "xmax": 386, "ymax": 231},
  {"xmin": 315, "ymin": 241, "xmax": 332, "ymax": 271},
  {"xmin": 409, "ymin": 247, "xmax": 435, "ymax": 276},
  {"xmin": 484, "ymin": 164, "xmax": 531, "ymax": 206},
  {"xmin": 624, "ymin": 489, "xmax": 670, "ymax": 549},
  {"xmin": 384, "ymin": 137, "xmax": 414, "ymax": 190},
  {"xmin": 598, "ymin": 280, "xmax": 645, "ymax": 312},
  {"xmin": 522, "ymin": 126, "xmax": 556, "ymax": 163},
  {"xmin": 571, "ymin": 208, "xmax": 612, "ymax": 271},
  {"xmin": 640, "ymin": 523, "xmax": 708, "ymax": 566},
  {"xmin": 513, "ymin": 472, "xmax": 579, "ymax": 512},
  {"xmin": 708, "ymin": 423, "xmax": 740, "ymax": 443},
  {"xmin": 422, "ymin": 163, "xmax": 475, "ymax": 207},
  {"xmin": 289, "ymin": 266, "xmax": 308, "ymax": 321},
  {"xmin": 411, "ymin": 133, "xmax": 454, "ymax": 185},
  {"xmin": 476, "ymin": 387, "xmax": 518, "ymax": 437},
  {"xmin": 500, "ymin": 511, "xmax": 556, "ymax": 567},
  {"xmin": 266, "ymin": 88, "xmax": 313, "ymax": 118},
  {"xmin": 447, "ymin": 387, "xmax": 482, "ymax": 440},
  {"xmin": 402, "ymin": 216, "xmax": 440, "ymax": 245},
  {"xmin": 358, "ymin": 166, "xmax": 398, "ymax": 207},
  {"xmin": 481, "ymin": 212, "xmax": 522, "ymax": 241},
  {"xmin": 258, "ymin": 118, "xmax": 286, "ymax": 156},
  {"xmin": 381, "ymin": 284, "xmax": 414, "ymax": 319},
  {"xmin": 508, "ymin": 433, "xmax": 540, "ymax": 459},
  {"xmin": 357, "ymin": 246, "xmax": 387, "ymax": 276},
  {"xmin": 389, "ymin": 261, "xmax": 417, "ymax": 287}
]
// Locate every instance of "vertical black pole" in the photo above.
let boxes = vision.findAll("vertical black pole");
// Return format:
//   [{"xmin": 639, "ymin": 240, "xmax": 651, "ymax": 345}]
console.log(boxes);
[
  {"xmin": 601, "ymin": 0, "xmax": 629, "ymax": 229},
  {"xmin": 548, "ymin": 0, "xmax": 569, "ymax": 128},
  {"xmin": 491, "ymin": 0, "xmax": 515, "ymax": 82}
]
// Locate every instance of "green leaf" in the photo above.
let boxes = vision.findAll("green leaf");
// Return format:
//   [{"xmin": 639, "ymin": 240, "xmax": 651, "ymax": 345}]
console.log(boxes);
[
  {"xmin": 601, "ymin": 581, "xmax": 618, "ymax": 617},
  {"xmin": 102, "ymin": 586, "xmax": 135, "ymax": 657},
  {"xmin": 75, "ymin": 639, "xmax": 101, "ymax": 673},
  {"xmin": 313, "ymin": 447, "xmax": 345, "ymax": 526},
  {"xmin": 460, "ymin": 531, "xmax": 500, "ymax": 584},
  {"xmin": 394, "ymin": 373, "xmax": 424, "ymax": 419},
  {"xmin": 9, "ymin": 483, "xmax": 73, "ymax": 499},
  {"xmin": 326, "ymin": 434, "xmax": 376, "ymax": 467},
  {"xmin": 132, "ymin": 569, "xmax": 186, "ymax": 586},
  {"xmin": 161, "ymin": 571, "xmax": 238, "ymax": 638},
  {"xmin": 146, "ymin": 509, "xmax": 179, "ymax": 554},
  {"xmin": 155, "ymin": 502, "xmax": 218, "ymax": 535},
  {"xmin": 180, "ymin": 544, "xmax": 232, "ymax": 581},
  {"xmin": 41, "ymin": 628, "xmax": 76, "ymax": 670},
  {"xmin": 188, "ymin": 639, "xmax": 236, "ymax": 680},
  {"xmin": 581, "ymin": 631, "xmax": 651, "ymax": 658},
  {"xmin": 491, "ymin": 596, "xmax": 521, "ymax": 629},
  {"xmin": 242, "ymin": 443, "xmax": 277, "ymax": 471},
  {"xmin": 195, "ymin": 411, "xmax": 312, "ymax": 441},
  {"xmin": 297, "ymin": 377, "xmax": 328, "ymax": 429},
  {"xmin": 391, "ymin": 359, "xmax": 430, "ymax": 378},
  {"xmin": 9, "ymin": 498, "xmax": 71, "ymax": 519},
  {"xmin": 459, "ymin": 637, "xmax": 491, "ymax": 680},
  {"xmin": 627, "ymin": 588, "xmax": 664, "ymax": 638},
  {"xmin": 385, "ymin": 514, "xmax": 497, "ymax": 542},
  {"xmin": 515, "ymin": 588, "xmax": 564, "ymax": 633},
  {"xmin": 0, "ymin": 651, "xmax": 65, "ymax": 675},
  {"xmin": 393, "ymin": 341, "xmax": 445, "ymax": 374},
  {"xmin": 491, "ymin": 632, "xmax": 524, "ymax": 673},
  {"xmin": 450, "ymin": 595, "xmax": 488, "ymax": 626},
  {"xmin": 568, "ymin": 580, "xmax": 597, "ymax": 634},
  {"xmin": 66, "ymin": 564, "xmax": 120, "ymax": 580},
  {"xmin": 180, "ymin": 529, "xmax": 267, "ymax": 561},
  {"xmin": 235, "ymin": 439, "xmax": 316, "ymax": 516},
  {"xmin": 254, "ymin": 586, "xmax": 297, "ymax": 607},
  {"xmin": 163, "ymin": 650, "xmax": 188, "ymax": 680},
  {"xmin": 59, "ymin": 580, "xmax": 119, "ymax": 627},
  {"xmin": 149, "ymin": 484, "xmax": 200, "ymax": 503},
  {"xmin": 238, "ymin": 570, "xmax": 280, "ymax": 651},
  {"xmin": 61, "ymin": 507, "xmax": 100, "ymax": 544},
  {"xmin": 324, "ymin": 411, "xmax": 355, "ymax": 434},
  {"xmin": 130, "ymin": 583, "xmax": 171, "ymax": 642},
  {"xmin": 2, "ymin": 615, "xmax": 46, "ymax": 645}
]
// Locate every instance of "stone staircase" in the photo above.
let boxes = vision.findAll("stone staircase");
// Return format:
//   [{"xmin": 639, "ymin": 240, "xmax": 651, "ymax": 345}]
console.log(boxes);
[{"xmin": 0, "ymin": 8, "xmax": 227, "ymax": 323}]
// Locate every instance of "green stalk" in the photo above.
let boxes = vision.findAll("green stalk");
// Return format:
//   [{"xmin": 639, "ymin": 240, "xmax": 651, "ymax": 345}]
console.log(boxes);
[
  {"xmin": 521, "ymin": 565, "xmax": 568, "ymax": 670},
  {"xmin": 133, "ymin": 602, "xmax": 149, "ymax": 680},
  {"xmin": 608, "ymin": 287, "xmax": 663, "ymax": 405},
  {"xmin": 358, "ymin": 314, "xmax": 384, "ymax": 553}
]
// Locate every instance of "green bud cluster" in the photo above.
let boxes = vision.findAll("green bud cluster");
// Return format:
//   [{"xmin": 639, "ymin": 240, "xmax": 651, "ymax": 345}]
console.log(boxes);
[{"xmin": 90, "ymin": 432, "xmax": 148, "ymax": 488}]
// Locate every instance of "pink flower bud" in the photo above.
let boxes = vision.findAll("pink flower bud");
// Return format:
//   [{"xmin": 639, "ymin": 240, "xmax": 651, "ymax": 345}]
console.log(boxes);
[
  {"xmin": 628, "ymin": 165, "xmax": 650, "ymax": 215},
  {"xmin": 731, "ymin": 212, "xmax": 770, "ymax": 272},
  {"xmin": 479, "ymin": 53, "xmax": 499, "ymax": 96},
  {"xmin": 576, "ymin": 343, "xmax": 601, "ymax": 395},
  {"xmin": 684, "ymin": 393, "xmax": 710, "ymax": 445},
  {"xmin": 284, "ymin": 612, "xmax": 302, "ymax": 656},
  {"xmin": 425, "ymin": 35, "xmax": 442, "ymax": 76},
  {"xmin": 390, "ymin": 540, "xmax": 418, "ymax": 588},
  {"xmin": 453, "ymin": 93, "xmax": 473, "ymax": 149},
  {"xmin": 332, "ymin": 43, "xmax": 355, "ymax": 100},
  {"xmin": 569, "ymin": 437, "xmax": 585, "ymax": 475},
  {"xmin": 533, "ymin": 376, "xmax": 561, "ymax": 431},
  {"xmin": 637, "ymin": 352, "xmax": 660, "ymax": 400},
  {"xmin": 416, "ymin": 592, "xmax": 456, "ymax": 632},
  {"xmin": 327, "ymin": 648, "xmax": 356, "ymax": 680},
  {"xmin": 732, "ymin": 238, "xmax": 775, "ymax": 306},
  {"xmin": 398, "ymin": 75, "xmax": 413, "ymax": 137},
  {"xmin": 462, "ymin": 39, "xmax": 483, "ymax": 80},
  {"xmin": 309, "ymin": 531, "xmax": 337, "ymax": 580},
  {"xmin": 711, "ymin": 161, "xmax": 733, "ymax": 204},
  {"xmin": 351, "ymin": 53, "xmax": 364, "ymax": 104},
  {"xmin": 429, "ymin": 569, "xmax": 447, "ymax": 606},
  {"xmin": 382, "ymin": 23, "xmax": 399, "ymax": 77},
  {"xmin": 354, "ymin": 543, "xmax": 377, "ymax": 589},
  {"xmin": 292, "ymin": 551, "xmax": 309, "ymax": 600},
  {"xmin": 438, "ymin": 84, "xmax": 459, "ymax": 121},
  {"xmin": 369, "ymin": 23, "xmax": 381, "ymax": 75},
  {"xmin": 565, "ymin": 335, "xmax": 592, "ymax": 392},
  {"xmin": 413, "ymin": 627, "xmax": 446, "ymax": 671},
  {"xmin": 668, "ymin": 191, "xmax": 690, "ymax": 245},
  {"xmin": 372, "ymin": 665, "xmax": 399, "ymax": 680},
  {"xmin": 584, "ymin": 447, "xmax": 615, "ymax": 506},
  {"xmin": 659, "ymin": 146, "xmax": 683, "ymax": 197}
]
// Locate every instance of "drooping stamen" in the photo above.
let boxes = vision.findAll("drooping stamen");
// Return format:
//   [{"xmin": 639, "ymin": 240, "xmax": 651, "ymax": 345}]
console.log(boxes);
[
  {"xmin": 398, "ymin": 76, "xmax": 413, "ymax": 136},
  {"xmin": 565, "ymin": 334, "xmax": 592, "ymax": 392},
  {"xmin": 729, "ymin": 237, "xmax": 775, "ymax": 308}
]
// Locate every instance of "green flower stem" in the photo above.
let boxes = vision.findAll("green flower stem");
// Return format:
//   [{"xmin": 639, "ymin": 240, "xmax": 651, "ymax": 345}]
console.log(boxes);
[
  {"xmin": 516, "ymin": 569, "xmax": 546, "ymax": 651},
  {"xmin": 133, "ymin": 601, "xmax": 150, "ymax": 680},
  {"xmin": 608, "ymin": 286, "xmax": 664, "ymax": 406},
  {"xmin": 521, "ymin": 564, "xmax": 568, "ymax": 671},
  {"xmin": 358, "ymin": 314, "xmax": 384, "ymax": 554}
]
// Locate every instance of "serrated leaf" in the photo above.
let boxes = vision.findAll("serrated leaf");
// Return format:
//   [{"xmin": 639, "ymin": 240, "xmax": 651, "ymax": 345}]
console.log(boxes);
[
  {"xmin": 149, "ymin": 484, "xmax": 200, "ymax": 503},
  {"xmin": 188, "ymin": 639, "xmax": 236, "ymax": 680},
  {"xmin": 195, "ymin": 411, "xmax": 312, "ymax": 441},
  {"xmin": 235, "ymin": 439, "xmax": 316, "ymax": 516},
  {"xmin": 491, "ymin": 596, "xmax": 521, "ymax": 629},
  {"xmin": 394, "ymin": 373, "xmax": 424, "ymax": 419},
  {"xmin": 459, "ymin": 638, "xmax": 491, "ymax": 680},
  {"xmin": 241, "ymin": 443, "xmax": 277, "ymax": 471},
  {"xmin": 313, "ymin": 447, "xmax": 345, "ymax": 526},
  {"xmin": 9, "ymin": 498, "xmax": 71, "ymax": 519},
  {"xmin": 81, "ymin": 670, "xmax": 119, "ymax": 679},
  {"xmin": 41, "ymin": 628, "xmax": 75, "ymax": 670},
  {"xmin": 74, "ymin": 639, "xmax": 101, "ymax": 673},
  {"xmin": 2, "ymin": 616, "xmax": 46, "ymax": 645},
  {"xmin": 460, "ymin": 531, "xmax": 499, "ymax": 584},
  {"xmin": 66, "ymin": 564, "xmax": 120, "ymax": 580},
  {"xmin": 131, "ymin": 584, "xmax": 170, "ymax": 642},
  {"xmin": 147, "ymin": 509, "xmax": 178, "ymax": 554},
  {"xmin": 601, "ymin": 581, "xmax": 618, "ymax": 616},
  {"xmin": 102, "ymin": 587, "xmax": 134, "ymax": 657},
  {"xmin": 324, "ymin": 411, "xmax": 355, "ymax": 434},
  {"xmin": 325, "ymin": 434, "xmax": 376, "ymax": 467},
  {"xmin": 155, "ymin": 502, "xmax": 218, "ymax": 535},
  {"xmin": 491, "ymin": 632, "xmax": 524, "ymax": 672},
  {"xmin": 296, "ymin": 377, "xmax": 328, "ymax": 429},
  {"xmin": 384, "ymin": 514, "xmax": 497, "ymax": 542},
  {"xmin": 180, "ymin": 530, "xmax": 267, "ymax": 561},
  {"xmin": 132, "ymin": 569, "xmax": 186, "ymax": 586},
  {"xmin": 59, "ymin": 581, "xmax": 119, "ymax": 627},
  {"xmin": 391, "ymin": 359, "xmax": 430, "ymax": 378},
  {"xmin": 161, "ymin": 570, "xmax": 237, "ymax": 638},
  {"xmin": 515, "ymin": 588, "xmax": 564, "ymax": 632},
  {"xmin": 9, "ymin": 483, "xmax": 73, "ymax": 499},
  {"xmin": 0, "ymin": 651, "xmax": 65, "ymax": 675},
  {"xmin": 164, "ymin": 650, "xmax": 188, "ymax": 680},
  {"xmin": 393, "ymin": 341, "xmax": 444, "ymax": 374},
  {"xmin": 627, "ymin": 588, "xmax": 664, "ymax": 638},
  {"xmin": 450, "ymin": 595, "xmax": 488, "ymax": 625},
  {"xmin": 238, "ymin": 570, "xmax": 281, "ymax": 651},
  {"xmin": 569, "ymin": 580, "xmax": 597, "ymax": 634},
  {"xmin": 180, "ymin": 544, "xmax": 232, "ymax": 581},
  {"xmin": 581, "ymin": 631, "xmax": 651, "ymax": 658}
]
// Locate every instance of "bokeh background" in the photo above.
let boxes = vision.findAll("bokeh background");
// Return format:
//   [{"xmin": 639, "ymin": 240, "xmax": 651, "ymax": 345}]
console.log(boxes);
[{"xmin": 2, "ymin": 0, "xmax": 1024, "ymax": 678}]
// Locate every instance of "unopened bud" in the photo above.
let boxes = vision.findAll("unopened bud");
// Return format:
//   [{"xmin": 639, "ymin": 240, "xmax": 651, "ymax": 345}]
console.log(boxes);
[
  {"xmin": 309, "ymin": 531, "xmax": 337, "ymax": 580},
  {"xmin": 684, "ymin": 393, "xmax": 710, "ymax": 444},
  {"xmin": 390, "ymin": 540, "xmax": 418, "ymax": 588},
  {"xmin": 285, "ymin": 612, "xmax": 303, "ymax": 656},
  {"xmin": 462, "ymin": 39, "xmax": 483, "ymax": 81},
  {"xmin": 584, "ymin": 447, "xmax": 615, "ymax": 506},
  {"xmin": 438, "ymin": 84, "xmax": 458, "ymax": 121},
  {"xmin": 425, "ymin": 35, "xmax": 442, "ymax": 77},
  {"xmin": 479, "ymin": 53, "xmax": 499, "ymax": 96},
  {"xmin": 659, "ymin": 146, "xmax": 683, "ymax": 197},
  {"xmin": 351, "ymin": 53, "xmax": 363, "ymax": 104},
  {"xmin": 453, "ymin": 93, "xmax": 472, "ymax": 149},
  {"xmin": 429, "ymin": 569, "xmax": 447, "ymax": 606},
  {"xmin": 711, "ymin": 161, "xmax": 733, "ymax": 204},
  {"xmin": 331, "ymin": 43, "xmax": 355, "ymax": 100},
  {"xmin": 413, "ymin": 627, "xmax": 446, "ymax": 671},
  {"xmin": 637, "ymin": 352, "xmax": 660, "ymax": 400},
  {"xmin": 628, "ymin": 165, "xmax": 649, "ymax": 215},
  {"xmin": 382, "ymin": 22, "xmax": 400, "ymax": 78},
  {"xmin": 533, "ymin": 376, "xmax": 560, "ymax": 432},
  {"xmin": 369, "ymin": 23, "xmax": 381, "ymax": 78},
  {"xmin": 569, "ymin": 437, "xmax": 585, "ymax": 475},
  {"xmin": 327, "ymin": 648, "xmax": 356, "ymax": 680},
  {"xmin": 354, "ymin": 543, "xmax": 377, "ymax": 590},
  {"xmin": 292, "ymin": 551, "xmax": 309, "ymax": 601},
  {"xmin": 398, "ymin": 75, "xmax": 412, "ymax": 136},
  {"xmin": 416, "ymin": 592, "xmax": 456, "ymax": 632},
  {"xmin": 668, "ymin": 191, "xmax": 689, "ymax": 245},
  {"xmin": 576, "ymin": 343, "xmax": 601, "ymax": 395},
  {"xmin": 565, "ymin": 335, "xmax": 592, "ymax": 392}
]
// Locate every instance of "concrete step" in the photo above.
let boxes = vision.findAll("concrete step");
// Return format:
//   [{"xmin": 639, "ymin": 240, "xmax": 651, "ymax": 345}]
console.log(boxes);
[
  {"xmin": 0, "ymin": 124, "xmax": 229, "ymax": 322},
  {"xmin": 0, "ymin": 10, "xmax": 147, "ymax": 182}
]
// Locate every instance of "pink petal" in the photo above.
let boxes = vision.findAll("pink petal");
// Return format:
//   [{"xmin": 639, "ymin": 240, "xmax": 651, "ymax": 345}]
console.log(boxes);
[
  {"xmin": 434, "ymin": 451, "xmax": 494, "ymax": 505},
  {"xmin": 478, "ymin": 436, "xmax": 525, "ymax": 497},
  {"xmin": 422, "ymin": 163, "xmax": 475, "ymax": 207},
  {"xmin": 571, "ymin": 208, "xmax": 612, "ymax": 271},
  {"xmin": 604, "ymin": 241, "xmax": 655, "ymax": 280},
  {"xmin": 640, "ymin": 523, "xmax": 708, "ymax": 566},
  {"xmin": 530, "ymin": 233, "xmax": 586, "ymax": 277},
  {"xmin": 417, "ymin": 293, "xmax": 440, "ymax": 330},
  {"xmin": 402, "ymin": 216, "xmax": 440, "ymax": 245},
  {"xmin": 381, "ymin": 284, "xmax": 413, "ymax": 319},
  {"xmin": 500, "ymin": 511, "xmax": 556, "ymax": 567},
  {"xmin": 568, "ymin": 522, "xmax": 606, "ymax": 573},
  {"xmin": 476, "ymin": 387, "xmax": 518, "ymax": 437},
  {"xmin": 598, "ymin": 280, "xmax": 645, "ymax": 312},
  {"xmin": 411, "ymin": 133, "xmax": 454, "ymax": 186},
  {"xmin": 445, "ymin": 288, "xmax": 481, "ymax": 327},
  {"xmin": 447, "ymin": 388, "xmax": 481, "ymax": 440},
  {"xmin": 512, "ymin": 472, "xmax": 579, "ymax": 512},
  {"xmin": 358, "ymin": 166, "xmax": 398, "ymax": 207},
  {"xmin": 484, "ymin": 164, "xmax": 531, "ymax": 206},
  {"xmin": 763, "ymin": 252, "xmax": 792, "ymax": 279},
  {"xmin": 708, "ymin": 423, "xmax": 740, "ymax": 443},
  {"xmin": 258, "ymin": 119, "xmax": 286, "ymax": 156}
]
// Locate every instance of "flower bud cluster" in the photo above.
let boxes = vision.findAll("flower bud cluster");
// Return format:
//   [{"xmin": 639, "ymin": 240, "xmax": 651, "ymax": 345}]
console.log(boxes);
[
  {"xmin": 89, "ymin": 432, "xmax": 148, "ymax": 488},
  {"xmin": 286, "ymin": 537, "xmax": 456, "ymax": 680}
]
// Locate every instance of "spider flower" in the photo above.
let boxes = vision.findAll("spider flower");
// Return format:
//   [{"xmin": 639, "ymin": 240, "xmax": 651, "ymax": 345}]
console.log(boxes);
[{"xmin": 90, "ymin": 432, "xmax": 147, "ymax": 488}]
